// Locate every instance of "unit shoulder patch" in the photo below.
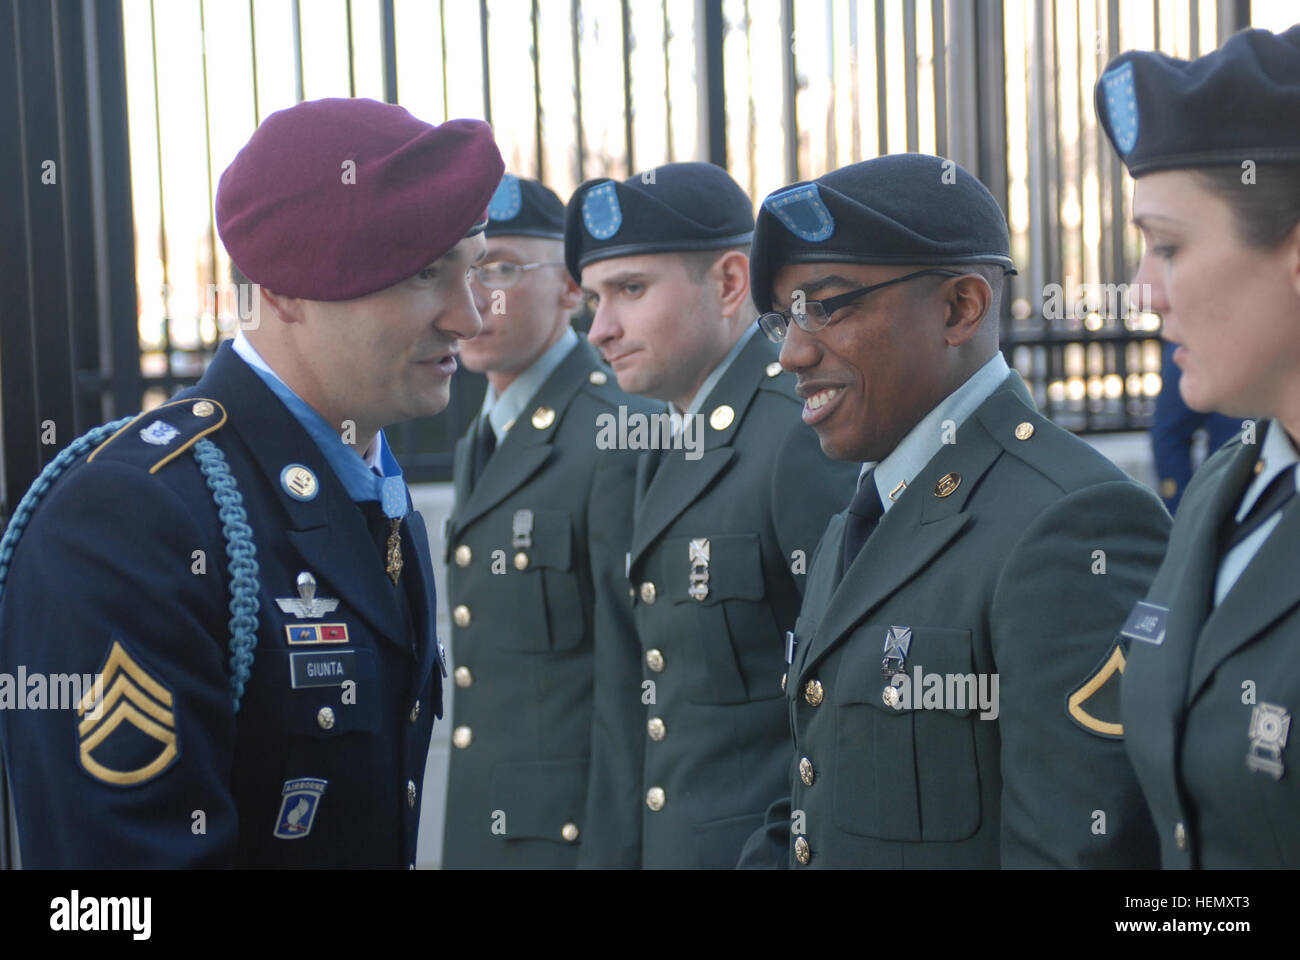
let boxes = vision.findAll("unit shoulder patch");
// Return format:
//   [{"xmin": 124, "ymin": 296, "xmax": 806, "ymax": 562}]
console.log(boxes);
[
  {"xmin": 1066, "ymin": 638, "xmax": 1126, "ymax": 739},
  {"xmin": 77, "ymin": 638, "xmax": 180, "ymax": 787},
  {"xmin": 86, "ymin": 398, "xmax": 228, "ymax": 474}
]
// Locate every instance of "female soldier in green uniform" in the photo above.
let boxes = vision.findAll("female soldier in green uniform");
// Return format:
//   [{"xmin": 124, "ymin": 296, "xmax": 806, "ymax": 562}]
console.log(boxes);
[{"xmin": 1097, "ymin": 23, "xmax": 1300, "ymax": 868}]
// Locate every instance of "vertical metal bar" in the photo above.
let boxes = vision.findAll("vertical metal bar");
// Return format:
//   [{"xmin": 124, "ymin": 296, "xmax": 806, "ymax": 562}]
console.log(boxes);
[
  {"xmin": 572, "ymin": 0, "xmax": 585, "ymax": 180},
  {"xmin": 621, "ymin": 0, "xmax": 635, "ymax": 173},
  {"xmin": 439, "ymin": 0, "xmax": 449, "ymax": 119},
  {"xmin": 848, "ymin": 0, "xmax": 860, "ymax": 163},
  {"xmin": 532, "ymin": 0, "xmax": 544, "ymax": 179},
  {"xmin": 291, "ymin": 0, "xmax": 304, "ymax": 101},
  {"xmin": 874, "ymin": 0, "xmax": 887, "ymax": 155},
  {"xmin": 1189, "ymin": 0, "xmax": 1199, "ymax": 57},
  {"xmin": 973, "ymin": 0, "xmax": 1008, "ymax": 323},
  {"xmin": 88, "ymin": 0, "xmax": 142, "ymax": 420},
  {"xmin": 903, "ymin": 0, "xmax": 917, "ymax": 153},
  {"xmin": 662, "ymin": 0, "xmax": 674, "ymax": 162},
  {"xmin": 248, "ymin": 0, "xmax": 260, "ymax": 125},
  {"xmin": 780, "ymin": 0, "xmax": 796, "ymax": 180},
  {"xmin": 148, "ymin": 0, "xmax": 173, "ymax": 365},
  {"xmin": 744, "ymin": 0, "xmax": 757, "ymax": 188},
  {"xmin": 381, "ymin": 0, "xmax": 397, "ymax": 103},
  {"xmin": 1106, "ymin": 0, "xmax": 1124, "ymax": 287},
  {"xmin": 199, "ymin": 0, "xmax": 218, "ymax": 342},
  {"xmin": 824, "ymin": 0, "xmax": 836, "ymax": 170},
  {"xmin": 701, "ymin": 0, "xmax": 726, "ymax": 167},
  {"xmin": 931, "ymin": 0, "xmax": 947, "ymax": 158},
  {"xmin": 479, "ymin": 0, "xmax": 491, "ymax": 125},
  {"xmin": 346, "ymin": 0, "xmax": 356, "ymax": 98},
  {"xmin": 1217, "ymin": 0, "xmax": 1249, "ymax": 42},
  {"xmin": 1153, "ymin": 0, "xmax": 1160, "ymax": 50},
  {"xmin": 1049, "ymin": 0, "xmax": 1066, "ymax": 297}
]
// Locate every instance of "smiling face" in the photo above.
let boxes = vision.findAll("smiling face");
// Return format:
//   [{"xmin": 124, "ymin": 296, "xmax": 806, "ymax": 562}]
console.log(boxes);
[
  {"xmin": 1133, "ymin": 170, "xmax": 1300, "ymax": 420},
  {"xmin": 255, "ymin": 233, "xmax": 486, "ymax": 442},
  {"xmin": 582, "ymin": 252, "xmax": 742, "ymax": 408},
  {"xmin": 461, "ymin": 235, "xmax": 578, "ymax": 389},
  {"xmin": 770, "ymin": 262, "xmax": 995, "ymax": 462}
]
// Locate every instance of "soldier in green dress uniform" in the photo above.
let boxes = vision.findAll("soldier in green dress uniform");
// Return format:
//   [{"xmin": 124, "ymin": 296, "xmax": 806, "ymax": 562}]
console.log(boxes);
[
  {"xmin": 565, "ymin": 163, "xmax": 859, "ymax": 868},
  {"xmin": 441, "ymin": 175, "xmax": 652, "ymax": 868},
  {"xmin": 1097, "ymin": 23, "xmax": 1300, "ymax": 868},
  {"xmin": 739, "ymin": 154, "xmax": 1170, "ymax": 868}
]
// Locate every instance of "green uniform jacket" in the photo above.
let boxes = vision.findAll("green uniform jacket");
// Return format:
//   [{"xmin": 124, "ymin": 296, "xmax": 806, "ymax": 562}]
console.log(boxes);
[
  {"xmin": 1121, "ymin": 424, "xmax": 1300, "ymax": 867},
  {"xmin": 578, "ymin": 333, "xmax": 860, "ymax": 869},
  {"xmin": 441, "ymin": 338, "xmax": 653, "ymax": 868},
  {"xmin": 740, "ymin": 372, "xmax": 1169, "ymax": 868}
]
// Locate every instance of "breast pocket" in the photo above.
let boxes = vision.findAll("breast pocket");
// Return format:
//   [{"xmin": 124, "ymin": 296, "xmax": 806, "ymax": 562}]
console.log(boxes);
[
  {"xmin": 497, "ymin": 508, "xmax": 587, "ymax": 653},
  {"xmin": 664, "ymin": 533, "xmax": 779, "ymax": 705},
  {"xmin": 831, "ymin": 625, "xmax": 982, "ymax": 842}
]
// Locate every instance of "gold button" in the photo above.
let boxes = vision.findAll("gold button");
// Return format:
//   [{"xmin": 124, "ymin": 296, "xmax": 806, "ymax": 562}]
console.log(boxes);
[
  {"xmin": 531, "ymin": 406, "xmax": 556, "ymax": 430},
  {"xmin": 1174, "ymin": 822, "xmax": 1187, "ymax": 850},
  {"xmin": 645, "ymin": 649, "xmax": 664, "ymax": 672},
  {"xmin": 804, "ymin": 679, "xmax": 824, "ymax": 706},
  {"xmin": 709, "ymin": 404, "xmax": 735, "ymax": 431},
  {"xmin": 799, "ymin": 757, "xmax": 814, "ymax": 786},
  {"xmin": 883, "ymin": 685, "xmax": 901, "ymax": 708},
  {"xmin": 647, "ymin": 717, "xmax": 666, "ymax": 741},
  {"xmin": 645, "ymin": 787, "xmax": 665, "ymax": 811},
  {"xmin": 407, "ymin": 779, "xmax": 417, "ymax": 808},
  {"xmin": 452, "ymin": 725, "xmax": 473, "ymax": 749},
  {"xmin": 454, "ymin": 666, "xmax": 473, "ymax": 688},
  {"xmin": 934, "ymin": 472, "xmax": 961, "ymax": 498},
  {"xmin": 639, "ymin": 581, "xmax": 657, "ymax": 604},
  {"xmin": 316, "ymin": 706, "xmax": 335, "ymax": 730},
  {"xmin": 588, "ymin": 370, "xmax": 608, "ymax": 385},
  {"xmin": 781, "ymin": 672, "xmax": 787, "ymax": 692},
  {"xmin": 513, "ymin": 551, "xmax": 529, "ymax": 571},
  {"xmin": 1159, "ymin": 478, "xmax": 1178, "ymax": 499},
  {"xmin": 561, "ymin": 822, "xmax": 580, "ymax": 842},
  {"xmin": 1254, "ymin": 459, "xmax": 1266, "ymax": 475},
  {"xmin": 1014, "ymin": 421, "xmax": 1035, "ymax": 440},
  {"xmin": 454, "ymin": 544, "xmax": 472, "ymax": 567},
  {"xmin": 281, "ymin": 465, "xmax": 318, "ymax": 500},
  {"xmin": 452, "ymin": 604, "xmax": 471, "ymax": 627},
  {"xmin": 794, "ymin": 835, "xmax": 811, "ymax": 865},
  {"xmin": 192, "ymin": 400, "xmax": 215, "ymax": 418},
  {"xmin": 765, "ymin": 361, "xmax": 783, "ymax": 378},
  {"xmin": 409, "ymin": 700, "xmax": 420, "ymax": 723}
]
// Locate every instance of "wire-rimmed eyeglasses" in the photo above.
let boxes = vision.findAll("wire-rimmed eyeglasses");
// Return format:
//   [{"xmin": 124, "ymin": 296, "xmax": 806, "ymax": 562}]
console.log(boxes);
[
  {"xmin": 757, "ymin": 269, "xmax": 965, "ymax": 343},
  {"xmin": 468, "ymin": 260, "xmax": 566, "ymax": 289}
]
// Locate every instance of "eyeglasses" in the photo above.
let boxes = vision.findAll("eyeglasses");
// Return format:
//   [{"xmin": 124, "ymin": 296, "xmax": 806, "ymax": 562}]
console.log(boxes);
[
  {"xmin": 757, "ymin": 268, "xmax": 965, "ymax": 343},
  {"xmin": 468, "ymin": 260, "xmax": 565, "ymax": 289}
]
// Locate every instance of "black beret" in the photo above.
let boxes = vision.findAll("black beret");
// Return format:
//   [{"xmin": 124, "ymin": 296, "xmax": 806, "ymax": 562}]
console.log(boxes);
[
  {"xmin": 564, "ymin": 161, "xmax": 754, "ymax": 281},
  {"xmin": 486, "ymin": 173, "xmax": 565, "ymax": 239},
  {"xmin": 749, "ymin": 154, "xmax": 1015, "ymax": 313},
  {"xmin": 1097, "ymin": 24, "xmax": 1300, "ymax": 176}
]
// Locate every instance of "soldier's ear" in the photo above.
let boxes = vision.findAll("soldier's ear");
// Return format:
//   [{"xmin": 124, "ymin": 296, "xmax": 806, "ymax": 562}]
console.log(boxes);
[
  {"xmin": 714, "ymin": 250, "xmax": 751, "ymax": 319},
  {"xmin": 942, "ymin": 274, "xmax": 991, "ymax": 347},
  {"xmin": 258, "ymin": 286, "xmax": 306, "ymax": 325},
  {"xmin": 558, "ymin": 270, "xmax": 583, "ymax": 312}
]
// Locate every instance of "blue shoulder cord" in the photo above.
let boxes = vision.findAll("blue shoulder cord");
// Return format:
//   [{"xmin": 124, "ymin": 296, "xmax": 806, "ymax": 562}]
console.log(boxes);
[{"xmin": 0, "ymin": 418, "xmax": 261, "ymax": 711}]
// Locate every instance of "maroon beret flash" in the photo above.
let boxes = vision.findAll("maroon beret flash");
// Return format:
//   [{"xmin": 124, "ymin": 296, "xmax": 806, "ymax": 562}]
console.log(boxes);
[{"xmin": 216, "ymin": 98, "xmax": 504, "ymax": 301}]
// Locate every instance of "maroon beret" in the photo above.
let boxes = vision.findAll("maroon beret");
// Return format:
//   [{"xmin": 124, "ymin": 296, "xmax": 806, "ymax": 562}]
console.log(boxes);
[{"xmin": 216, "ymin": 98, "xmax": 504, "ymax": 301}]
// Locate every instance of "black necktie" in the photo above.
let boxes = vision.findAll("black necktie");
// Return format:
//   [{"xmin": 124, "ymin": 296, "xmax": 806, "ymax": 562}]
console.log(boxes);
[
  {"xmin": 1220, "ymin": 464, "xmax": 1297, "ymax": 554},
  {"xmin": 840, "ymin": 472, "xmax": 884, "ymax": 577},
  {"xmin": 471, "ymin": 419, "xmax": 496, "ymax": 487}
]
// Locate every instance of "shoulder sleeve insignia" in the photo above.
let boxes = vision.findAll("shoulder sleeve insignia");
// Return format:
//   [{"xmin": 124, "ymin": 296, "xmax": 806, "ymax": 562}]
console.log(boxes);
[
  {"xmin": 1066, "ymin": 638, "xmax": 1127, "ymax": 739},
  {"xmin": 77, "ymin": 639, "xmax": 180, "ymax": 787},
  {"xmin": 86, "ymin": 398, "xmax": 227, "ymax": 474}
]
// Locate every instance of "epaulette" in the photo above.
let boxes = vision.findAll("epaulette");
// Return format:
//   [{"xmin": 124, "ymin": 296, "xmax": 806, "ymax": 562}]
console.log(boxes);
[
  {"xmin": 86, "ymin": 398, "xmax": 228, "ymax": 474},
  {"xmin": 975, "ymin": 390, "xmax": 1122, "ymax": 492}
]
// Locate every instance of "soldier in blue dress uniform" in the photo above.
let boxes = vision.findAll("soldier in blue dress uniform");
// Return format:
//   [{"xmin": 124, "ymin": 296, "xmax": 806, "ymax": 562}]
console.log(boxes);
[{"xmin": 0, "ymin": 97, "xmax": 504, "ymax": 867}]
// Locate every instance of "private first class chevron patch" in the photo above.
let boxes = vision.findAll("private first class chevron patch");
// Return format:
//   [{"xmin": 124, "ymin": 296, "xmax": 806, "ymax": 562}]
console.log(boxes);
[
  {"xmin": 1066, "ymin": 638, "xmax": 1127, "ymax": 739},
  {"xmin": 76, "ymin": 639, "xmax": 179, "ymax": 787}
]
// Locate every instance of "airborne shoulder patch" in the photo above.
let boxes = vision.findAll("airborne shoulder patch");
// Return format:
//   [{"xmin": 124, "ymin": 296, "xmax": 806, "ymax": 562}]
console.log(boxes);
[
  {"xmin": 86, "ymin": 397, "xmax": 227, "ymax": 475},
  {"xmin": 1066, "ymin": 639, "xmax": 1127, "ymax": 739},
  {"xmin": 77, "ymin": 639, "xmax": 180, "ymax": 787}
]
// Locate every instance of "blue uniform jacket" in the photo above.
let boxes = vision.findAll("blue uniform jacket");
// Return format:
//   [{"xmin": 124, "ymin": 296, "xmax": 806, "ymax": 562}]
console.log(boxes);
[{"xmin": 0, "ymin": 342, "xmax": 443, "ymax": 867}]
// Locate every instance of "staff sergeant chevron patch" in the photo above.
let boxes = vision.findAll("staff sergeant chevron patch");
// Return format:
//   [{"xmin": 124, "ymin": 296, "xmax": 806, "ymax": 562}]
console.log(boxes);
[{"xmin": 77, "ymin": 639, "xmax": 179, "ymax": 787}]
